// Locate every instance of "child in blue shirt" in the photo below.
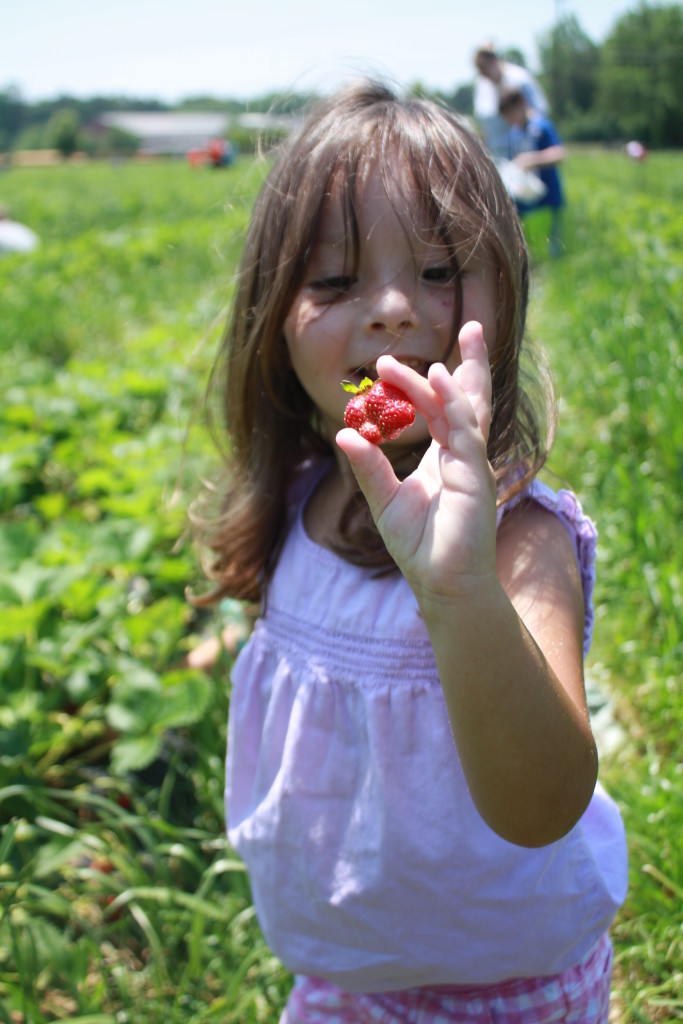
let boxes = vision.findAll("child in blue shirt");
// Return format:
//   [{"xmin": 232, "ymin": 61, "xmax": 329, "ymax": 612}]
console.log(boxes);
[{"xmin": 500, "ymin": 89, "xmax": 566, "ymax": 256}]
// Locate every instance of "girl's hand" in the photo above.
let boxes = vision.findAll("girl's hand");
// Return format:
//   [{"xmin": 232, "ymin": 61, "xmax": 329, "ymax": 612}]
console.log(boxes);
[
  {"xmin": 338, "ymin": 320, "xmax": 600, "ymax": 846},
  {"xmin": 336, "ymin": 321, "xmax": 498, "ymax": 605}
]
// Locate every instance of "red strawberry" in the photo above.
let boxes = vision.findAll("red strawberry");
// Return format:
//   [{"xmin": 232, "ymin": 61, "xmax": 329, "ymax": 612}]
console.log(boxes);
[
  {"xmin": 358, "ymin": 421, "xmax": 383, "ymax": 444},
  {"xmin": 342, "ymin": 378, "xmax": 415, "ymax": 445}
]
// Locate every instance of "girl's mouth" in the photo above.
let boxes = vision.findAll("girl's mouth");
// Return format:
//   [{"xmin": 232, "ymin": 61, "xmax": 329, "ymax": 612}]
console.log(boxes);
[{"xmin": 351, "ymin": 357, "xmax": 431, "ymax": 382}]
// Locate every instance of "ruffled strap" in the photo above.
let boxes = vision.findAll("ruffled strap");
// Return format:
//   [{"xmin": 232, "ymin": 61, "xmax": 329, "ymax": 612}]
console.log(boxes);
[{"xmin": 497, "ymin": 480, "xmax": 598, "ymax": 657}]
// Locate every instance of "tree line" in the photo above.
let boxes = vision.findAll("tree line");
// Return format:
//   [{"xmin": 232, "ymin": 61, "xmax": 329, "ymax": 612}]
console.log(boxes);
[
  {"xmin": 538, "ymin": 3, "xmax": 683, "ymax": 147},
  {"xmin": 1, "ymin": 3, "xmax": 681, "ymax": 157}
]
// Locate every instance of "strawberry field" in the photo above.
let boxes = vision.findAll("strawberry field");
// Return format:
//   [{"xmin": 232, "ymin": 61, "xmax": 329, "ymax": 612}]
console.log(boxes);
[{"xmin": 1, "ymin": 149, "xmax": 681, "ymax": 1022}]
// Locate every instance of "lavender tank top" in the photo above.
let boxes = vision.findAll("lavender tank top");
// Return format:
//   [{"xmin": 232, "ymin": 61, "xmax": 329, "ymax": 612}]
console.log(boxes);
[{"xmin": 225, "ymin": 464, "xmax": 627, "ymax": 992}]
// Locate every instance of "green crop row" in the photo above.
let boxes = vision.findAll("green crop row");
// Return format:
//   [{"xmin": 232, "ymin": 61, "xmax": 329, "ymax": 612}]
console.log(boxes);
[{"xmin": 529, "ymin": 151, "xmax": 682, "ymax": 1022}]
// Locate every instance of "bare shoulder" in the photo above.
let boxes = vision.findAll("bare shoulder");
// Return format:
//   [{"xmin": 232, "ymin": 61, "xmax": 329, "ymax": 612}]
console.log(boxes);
[
  {"xmin": 496, "ymin": 500, "xmax": 587, "ymax": 708},
  {"xmin": 496, "ymin": 500, "xmax": 581, "ymax": 593}
]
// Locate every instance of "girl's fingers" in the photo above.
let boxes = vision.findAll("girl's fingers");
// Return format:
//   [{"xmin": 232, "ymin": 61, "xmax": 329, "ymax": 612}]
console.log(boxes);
[
  {"xmin": 340, "ymin": 321, "xmax": 492, "ymax": 510},
  {"xmin": 374, "ymin": 354, "xmax": 447, "ymax": 428},
  {"xmin": 452, "ymin": 321, "xmax": 492, "ymax": 442},
  {"xmin": 376, "ymin": 321, "xmax": 492, "ymax": 447},
  {"xmin": 335, "ymin": 427, "xmax": 401, "ymax": 523}
]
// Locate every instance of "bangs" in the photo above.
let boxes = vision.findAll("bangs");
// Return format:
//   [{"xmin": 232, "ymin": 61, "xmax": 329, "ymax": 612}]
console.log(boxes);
[{"xmin": 288, "ymin": 97, "xmax": 498, "ymax": 272}]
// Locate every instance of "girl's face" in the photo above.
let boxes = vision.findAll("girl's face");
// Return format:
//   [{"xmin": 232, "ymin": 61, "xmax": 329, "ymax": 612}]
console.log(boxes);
[{"xmin": 283, "ymin": 163, "xmax": 498, "ymax": 452}]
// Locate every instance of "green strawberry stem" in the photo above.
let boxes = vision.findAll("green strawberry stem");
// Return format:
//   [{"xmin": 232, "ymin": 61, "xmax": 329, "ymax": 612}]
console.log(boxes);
[{"xmin": 341, "ymin": 377, "xmax": 374, "ymax": 394}]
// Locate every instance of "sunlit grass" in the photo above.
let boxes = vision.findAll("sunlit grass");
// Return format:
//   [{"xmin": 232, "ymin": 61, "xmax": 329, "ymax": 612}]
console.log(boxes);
[{"xmin": 527, "ymin": 149, "xmax": 683, "ymax": 1023}]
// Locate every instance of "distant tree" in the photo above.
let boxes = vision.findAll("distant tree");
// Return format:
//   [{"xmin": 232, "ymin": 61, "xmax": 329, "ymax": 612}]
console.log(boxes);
[
  {"xmin": 500, "ymin": 47, "xmax": 527, "ymax": 67},
  {"xmin": 596, "ymin": 3, "xmax": 683, "ymax": 147},
  {"xmin": 81, "ymin": 125, "xmax": 140, "ymax": 158},
  {"xmin": 106, "ymin": 127, "xmax": 140, "ymax": 156},
  {"xmin": 44, "ymin": 108, "xmax": 82, "ymax": 157},
  {"xmin": 12, "ymin": 123, "xmax": 45, "ymax": 151},
  {"xmin": 246, "ymin": 90, "xmax": 319, "ymax": 114},
  {"xmin": 0, "ymin": 86, "xmax": 25, "ymax": 151},
  {"xmin": 450, "ymin": 84, "xmax": 474, "ymax": 116},
  {"xmin": 407, "ymin": 81, "xmax": 431, "ymax": 99},
  {"xmin": 177, "ymin": 95, "xmax": 243, "ymax": 113},
  {"xmin": 537, "ymin": 14, "xmax": 600, "ymax": 120}
]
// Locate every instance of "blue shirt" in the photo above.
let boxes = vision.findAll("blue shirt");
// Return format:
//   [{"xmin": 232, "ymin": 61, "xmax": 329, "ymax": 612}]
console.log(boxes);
[{"xmin": 510, "ymin": 114, "xmax": 564, "ymax": 211}]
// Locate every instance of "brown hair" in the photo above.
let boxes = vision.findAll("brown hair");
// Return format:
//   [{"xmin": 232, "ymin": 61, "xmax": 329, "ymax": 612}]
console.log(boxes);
[
  {"xmin": 191, "ymin": 79, "xmax": 554, "ymax": 604},
  {"xmin": 498, "ymin": 89, "xmax": 526, "ymax": 116}
]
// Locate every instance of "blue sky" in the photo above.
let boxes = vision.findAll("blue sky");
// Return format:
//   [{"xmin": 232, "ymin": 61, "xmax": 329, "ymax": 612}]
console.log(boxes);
[{"xmin": 3, "ymin": 0, "xmax": 639, "ymax": 102}]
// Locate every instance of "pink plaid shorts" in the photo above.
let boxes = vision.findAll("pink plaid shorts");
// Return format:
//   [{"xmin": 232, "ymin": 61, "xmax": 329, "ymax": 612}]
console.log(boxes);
[{"xmin": 279, "ymin": 933, "xmax": 613, "ymax": 1023}]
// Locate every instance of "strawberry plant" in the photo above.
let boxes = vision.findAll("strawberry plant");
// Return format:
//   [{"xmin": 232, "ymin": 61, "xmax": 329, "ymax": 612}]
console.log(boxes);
[{"xmin": 0, "ymin": 157, "xmax": 289, "ymax": 1022}]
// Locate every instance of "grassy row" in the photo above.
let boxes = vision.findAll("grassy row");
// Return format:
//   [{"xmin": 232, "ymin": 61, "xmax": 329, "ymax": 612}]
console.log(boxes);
[
  {"xmin": 1, "ymin": 157, "xmax": 289, "ymax": 1023},
  {"xmin": 527, "ymin": 151, "xmax": 682, "ymax": 1022},
  {"xmin": 0, "ymin": 150, "xmax": 681, "ymax": 1021}
]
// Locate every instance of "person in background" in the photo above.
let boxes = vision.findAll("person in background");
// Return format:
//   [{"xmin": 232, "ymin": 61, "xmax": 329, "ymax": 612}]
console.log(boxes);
[
  {"xmin": 0, "ymin": 203, "xmax": 39, "ymax": 255},
  {"xmin": 473, "ymin": 42, "xmax": 549, "ymax": 159},
  {"xmin": 500, "ymin": 87, "xmax": 566, "ymax": 257},
  {"xmin": 191, "ymin": 79, "xmax": 627, "ymax": 1023}
]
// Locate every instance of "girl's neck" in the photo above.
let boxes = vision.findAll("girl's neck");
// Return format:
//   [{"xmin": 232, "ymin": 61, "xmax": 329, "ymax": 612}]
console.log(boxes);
[
  {"xmin": 303, "ymin": 444, "xmax": 421, "ymax": 553},
  {"xmin": 303, "ymin": 458, "xmax": 356, "ymax": 550}
]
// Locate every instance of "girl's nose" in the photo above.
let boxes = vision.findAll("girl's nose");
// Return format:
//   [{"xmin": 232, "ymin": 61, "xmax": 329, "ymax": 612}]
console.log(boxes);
[{"xmin": 365, "ymin": 274, "xmax": 419, "ymax": 333}]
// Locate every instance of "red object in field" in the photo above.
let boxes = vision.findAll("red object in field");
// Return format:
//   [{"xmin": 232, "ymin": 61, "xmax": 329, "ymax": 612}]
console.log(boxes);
[
  {"xmin": 626, "ymin": 140, "xmax": 648, "ymax": 161},
  {"xmin": 206, "ymin": 139, "xmax": 225, "ymax": 165},
  {"xmin": 187, "ymin": 140, "xmax": 235, "ymax": 168}
]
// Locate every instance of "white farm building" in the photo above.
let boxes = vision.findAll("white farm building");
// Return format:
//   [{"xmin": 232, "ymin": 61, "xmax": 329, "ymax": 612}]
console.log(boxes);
[{"xmin": 98, "ymin": 111, "xmax": 296, "ymax": 156}]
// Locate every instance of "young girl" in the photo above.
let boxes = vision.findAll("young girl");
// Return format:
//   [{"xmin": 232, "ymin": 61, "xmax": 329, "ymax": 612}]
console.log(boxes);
[{"xmin": 194, "ymin": 80, "xmax": 627, "ymax": 1023}]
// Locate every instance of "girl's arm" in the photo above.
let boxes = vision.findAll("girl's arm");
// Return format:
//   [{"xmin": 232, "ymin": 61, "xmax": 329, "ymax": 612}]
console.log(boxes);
[
  {"xmin": 422, "ymin": 502, "xmax": 597, "ymax": 848},
  {"xmin": 336, "ymin": 322, "xmax": 598, "ymax": 848}
]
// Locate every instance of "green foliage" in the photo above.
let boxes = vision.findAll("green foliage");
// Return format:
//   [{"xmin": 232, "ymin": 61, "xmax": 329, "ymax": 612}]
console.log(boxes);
[
  {"xmin": 0, "ymin": 159, "xmax": 263, "ymax": 362},
  {"xmin": 1, "ymin": 150, "xmax": 682, "ymax": 1021},
  {"xmin": 597, "ymin": 3, "xmax": 683, "ymax": 147},
  {"xmin": 0, "ymin": 89, "xmax": 315, "ymax": 158},
  {"xmin": 499, "ymin": 47, "xmax": 528, "ymax": 68},
  {"xmin": 525, "ymin": 149, "xmax": 683, "ymax": 1020},
  {"xmin": 0, "ymin": 155, "xmax": 288, "ymax": 1021},
  {"xmin": 450, "ymin": 84, "xmax": 474, "ymax": 116},
  {"xmin": 534, "ymin": 3, "xmax": 683, "ymax": 145},
  {"xmin": 43, "ymin": 108, "xmax": 82, "ymax": 158},
  {"xmin": 88, "ymin": 126, "xmax": 141, "ymax": 159},
  {"xmin": 537, "ymin": 14, "xmax": 600, "ymax": 120},
  {"xmin": 0, "ymin": 87, "xmax": 23, "ymax": 151}
]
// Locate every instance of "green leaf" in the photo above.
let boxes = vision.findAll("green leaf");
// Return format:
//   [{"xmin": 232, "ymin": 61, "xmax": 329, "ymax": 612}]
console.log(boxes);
[
  {"xmin": 32, "ymin": 836, "xmax": 91, "ymax": 878},
  {"xmin": 341, "ymin": 377, "xmax": 373, "ymax": 394},
  {"xmin": 110, "ymin": 732, "xmax": 163, "ymax": 774},
  {"xmin": 0, "ymin": 600, "xmax": 51, "ymax": 641},
  {"xmin": 155, "ymin": 669, "xmax": 212, "ymax": 729},
  {"xmin": 0, "ymin": 522, "xmax": 41, "ymax": 567},
  {"xmin": 107, "ymin": 663, "xmax": 211, "ymax": 739}
]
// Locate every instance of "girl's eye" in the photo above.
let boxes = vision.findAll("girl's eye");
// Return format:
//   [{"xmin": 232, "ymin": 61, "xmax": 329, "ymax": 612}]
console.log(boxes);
[
  {"xmin": 422, "ymin": 265, "xmax": 455, "ymax": 284},
  {"xmin": 311, "ymin": 275, "xmax": 356, "ymax": 294}
]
